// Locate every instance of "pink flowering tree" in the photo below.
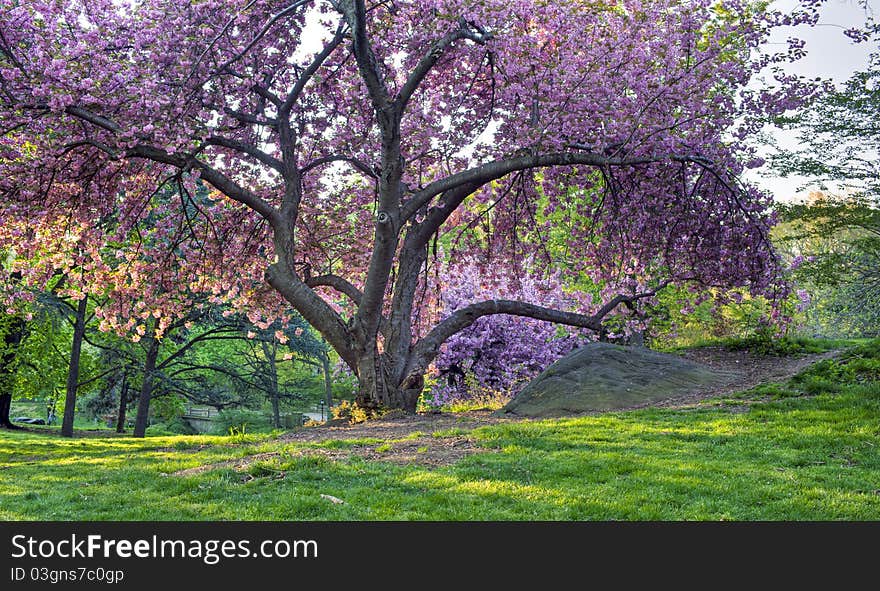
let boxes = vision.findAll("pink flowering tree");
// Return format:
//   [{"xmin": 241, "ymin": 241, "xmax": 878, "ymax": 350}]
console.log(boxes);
[
  {"xmin": 0, "ymin": 182, "xmax": 288, "ymax": 436},
  {"xmin": 1, "ymin": 0, "xmax": 824, "ymax": 412},
  {"xmin": 428, "ymin": 260, "xmax": 594, "ymax": 405}
]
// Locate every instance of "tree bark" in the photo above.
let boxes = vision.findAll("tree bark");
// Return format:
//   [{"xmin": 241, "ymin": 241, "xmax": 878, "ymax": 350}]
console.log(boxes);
[
  {"xmin": 0, "ymin": 315, "xmax": 26, "ymax": 429},
  {"xmin": 261, "ymin": 341, "xmax": 281, "ymax": 429},
  {"xmin": 355, "ymin": 353, "xmax": 419, "ymax": 414},
  {"xmin": 132, "ymin": 329, "xmax": 160, "ymax": 438},
  {"xmin": 321, "ymin": 353, "xmax": 333, "ymax": 418},
  {"xmin": 115, "ymin": 373, "xmax": 129, "ymax": 433},
  {"xmin": 61, "ymin": 296, "xmax": 88, "ymax": 437},
  {"xmin": 270, "ymin": 390, "xmax": 280, "ymax": 428},
  {"xmin": 0, "ymin": 392, "xmax": 15, "ymax": 429}
]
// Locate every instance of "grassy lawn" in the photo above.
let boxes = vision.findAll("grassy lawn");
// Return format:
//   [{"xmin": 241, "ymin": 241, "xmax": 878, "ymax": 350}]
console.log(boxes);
[{"xmin": 2, "ymin": 341, "xmax": 879, "ymax": 521}]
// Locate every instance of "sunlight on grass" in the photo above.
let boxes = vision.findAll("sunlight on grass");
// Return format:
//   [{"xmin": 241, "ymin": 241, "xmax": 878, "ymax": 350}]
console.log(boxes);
[
  {"xmin": 1, "ymin": 339, "xmax": 879, "ymax": 520},
  {"xmin": 312, "ymin": 438, "xmax": 383, "ymax": 449},
  {"xmin": 431, "ymin": 427, "xmax": 468, "ymax": 438}
]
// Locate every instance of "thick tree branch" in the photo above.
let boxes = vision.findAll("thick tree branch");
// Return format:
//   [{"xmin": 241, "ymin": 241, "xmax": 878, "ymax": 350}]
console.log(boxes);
[
  {"xmin": 403, "ymin": 150, "xmax": 663, "ymax": 222},
  {"xmin": 64, "ymin": 106, "xmax": 122, "ymax": 133},
  {"xmin": 300, "ymin": 154, "xmax": 379, "ymax": 178},
  {"xmin": 281, "ymin": 23, "xmax": 347, "ymax": 116},
  {"xmin": 396, "ymin": 20, "xmax": 492, "ymax": 113},
  {"xmin": 305, "ymin": 273, "xmax": 363, "ymax": 305},
  {"xmin": 401, "ymin": 150, "xmax": 744, "ymax": 256},
  {"xmin": 202, "ymin": 136, "xmax": 283, "ymax": 172},
  {"xmin": 53, "ymin": 105, "xmax": 281, "ymax": 224},
  {"xmin": 222, "ymin": 106, "xmax": 277, "ymax": 127},
  {"xmin": 265, "ymin": 262, "xmax": 357, "ymax": 370},
  {"xmin": 127, "ymin": 145, "xmax": 280, "ymax": 224},
  {"xmin": 339, "ymin": 0, "xmax": 392, "ymax": 117},
  {"xmin": 250, "ymin": 83, "xmax": 282, "ymax": 107},
  {"xmin": 409, "ymin": 283, "xmax": 670, "ymax": 373},
  {"xmin": 303, "ymin": 274, "xmax": 396, "ymax": 338}
]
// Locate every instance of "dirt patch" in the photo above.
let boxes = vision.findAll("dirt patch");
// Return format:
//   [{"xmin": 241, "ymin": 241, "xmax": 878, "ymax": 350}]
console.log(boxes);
[
  {"xmin": 343, "ymin": 434, "xmax": 480, "ymax": 467},
  {"xmin": 659, "ymin": 347, "xmax": 843, "ymax": 410},
  {"xmin": 171, "ymin": 348, "xmax": 842, "ymax": 476},
  {"xmin": 279, "ymin": 409, "xmax": 508, "ymax": 443},
  {"xmin": 171, "ymin": 413, "xmax": 501, "ymax": 476},
  {"xmin": 172, "ymin": 452, "xmax": 284, "ymax": 477}
]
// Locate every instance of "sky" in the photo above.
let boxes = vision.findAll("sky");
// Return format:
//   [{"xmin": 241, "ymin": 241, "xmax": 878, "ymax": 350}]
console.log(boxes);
[{"xmin": 748, "ymin": 0, "xmax": 879, "ymax": 201}]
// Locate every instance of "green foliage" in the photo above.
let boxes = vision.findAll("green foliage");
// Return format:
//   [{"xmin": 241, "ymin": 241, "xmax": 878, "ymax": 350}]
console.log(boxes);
[
  {"xmin": 771, "ymin": 55, "xmax": 880, "ymax": 201},
  {"xmin": 775, "ymin": 196, "xmax": 880, "ymax": 338},
  {"xmin": 150, "ymin": 393, "xmax": 187, "ymax": 423},
  {"xmin": 212, "ymin": 409, "xmax": 273, "ymax": 436},
  {"xmin": 149, "ymin": 417, "xmax": 197, "ymax": 436},
  {"xmin": 719, "ymin": 332, "xmax": 828, "ymax": 357},
  {"xmin": 645, "ymin": 284, "xmax": 777, "ymax": 350},
  {"xmin": 419, "ymin": 387, "xmax": 510, "ymax": 413},
  {"xmin": 770, "ymin": 55, "xmax": 880, "ymax": 339},
  {"xmin": 10, "ymin": 311, "xmax": 70, "ymax": 403}
]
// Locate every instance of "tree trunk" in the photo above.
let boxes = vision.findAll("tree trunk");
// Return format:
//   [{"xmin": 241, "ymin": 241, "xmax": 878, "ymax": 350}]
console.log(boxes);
[
  {"xmin": 355, "ymin": 353, "xmax": 420, "ymax": 414},
  {"xmin": 0, "ymin": 315, "xmax": 26, "ymax": 429},
  {"xmin": 270, "ymin": 390, "xmax": 280, "ymax": 428},
  {"xmin": 261, "ymin": 341, "xmax": 281, "ymax": 429},
  {"xmin": 321, "ymin": 353, "xmax": 333, "ymax": 418},
  {"xmin": 133, "ymin": 330, "xmax": 160, "ymax": 438},
  {"xmin": 115, "ymin": 373, "xmax": 129, "ymax": 433},
  {"xmin": 61, "ymin": 296, "xmax": 88, "ymax": 438},
  {"xmin": 0, "ymin": 392, "xmax": 16, "ymax": 429}
]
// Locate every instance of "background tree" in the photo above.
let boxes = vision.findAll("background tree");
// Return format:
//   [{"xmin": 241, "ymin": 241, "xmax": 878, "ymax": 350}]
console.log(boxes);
[
  {"xmin": 776, "ymin": 194, "xmax": 880, "ymax": 337},
  {"xmin": 770, "ymin": 19, "xmax": 879, "ymax": 336},
  {"xmin": 0, "ymin": 0, "xmax": 827, "ymax": 412},
  {"xmin": 161, "ymin": 311, "xmax": 328, "ymax": 429},
  {"xmin": 0, "ymin": 313, "xmax": 26, "ymax": 428},
  {"xmin": 0, "ymin": 267, "xmax": 32, "ymax": 429},
  {"xmin": 771, "ymin": 47, "xmax": 879, "ymax": 203}
]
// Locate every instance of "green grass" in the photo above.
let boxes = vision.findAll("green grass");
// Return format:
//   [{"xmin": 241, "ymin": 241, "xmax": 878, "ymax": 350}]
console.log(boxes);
[
  {"xmin": 2, "ymin": 340, "xmax": 880, "ymax": 521},
  {"xmin": 660, "ymin": 335, "xmax": 867, "ymax": 356}
]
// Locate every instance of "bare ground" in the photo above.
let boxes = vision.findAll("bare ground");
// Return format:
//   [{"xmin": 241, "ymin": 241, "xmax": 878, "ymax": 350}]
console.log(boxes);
[{"xmin": 172, "ymin": 347, "xmax": 842, "ymax": 476}]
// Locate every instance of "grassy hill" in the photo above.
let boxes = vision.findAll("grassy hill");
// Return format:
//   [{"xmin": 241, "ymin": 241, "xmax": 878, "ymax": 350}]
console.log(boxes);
[{"xmin": 1, "ymin": 340, "xmax": 878, "ymax": 520}]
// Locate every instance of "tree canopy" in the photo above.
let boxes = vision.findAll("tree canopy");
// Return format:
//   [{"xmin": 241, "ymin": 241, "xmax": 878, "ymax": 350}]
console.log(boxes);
[{"xmin": 0, "ymin": 0, "xmax": 829, "ymax": 411}]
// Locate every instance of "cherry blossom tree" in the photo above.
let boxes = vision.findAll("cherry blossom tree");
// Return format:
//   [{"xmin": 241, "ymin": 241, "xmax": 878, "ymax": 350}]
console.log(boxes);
[
  {"xmin": 429, "ymin": 259, "xmax": 591, "ymax": 405},
  {"xmin": 1, "ymin": 0, "xmax": 825, "ymax": 412}
]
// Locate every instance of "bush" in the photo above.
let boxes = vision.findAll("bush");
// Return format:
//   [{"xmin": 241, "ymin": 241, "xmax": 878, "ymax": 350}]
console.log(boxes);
[
  {"xmin": 331, "ymin": 400, "xmax": 370, "ymax": 424},
  {"xmin": 722, "ymin": 333, "xmax": 826, "ymax": 357},
  {"xmin": 151, "ymin": 417, "xmax": 197, "ymax": 435},
  {"xmin": 212, "ymin": 409, "xmax": 273, "ymax": 435}
]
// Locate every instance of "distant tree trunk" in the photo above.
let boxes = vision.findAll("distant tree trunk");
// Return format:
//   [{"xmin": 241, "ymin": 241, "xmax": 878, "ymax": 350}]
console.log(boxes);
[
  {"xmin": 61, "ymin": 296, "xmax": 88, "ymax": 437},
  {"xmin": 0, "ymin": 315, "xmax": 26, "ymax": 429},
  {"xmin": 115, "ymin": 373, "xmax": 129, "ymax": 433},
  {"xmin": 0, "ymin": 393, "xmax": 15, "ymax": 429},
  {"xmin": 261, "ymin": 341, "xmax": 281, "ymax": 429},
  {"xmin": 321, "ymin": 353, "xmax": 333, "ymax": 418},
  {"xmin": 270, "ymin": 390, "xmax": 281, "ymax": 428},
  {"xmin": 133, "ymin": 329, "xmax": 160, "ymax": 438}
]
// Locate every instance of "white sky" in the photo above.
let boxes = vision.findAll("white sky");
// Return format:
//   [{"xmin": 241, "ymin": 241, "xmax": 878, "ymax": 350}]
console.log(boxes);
[{"xmin": 747, "ymin": 0, "xmax": 878, "ymax": 201}]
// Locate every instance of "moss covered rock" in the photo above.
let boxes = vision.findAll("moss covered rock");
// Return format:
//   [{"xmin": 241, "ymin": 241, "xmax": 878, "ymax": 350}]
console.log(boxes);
[{"xmin": 499, "ymin": 342, "xmax": 731, "ymax": 417}]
